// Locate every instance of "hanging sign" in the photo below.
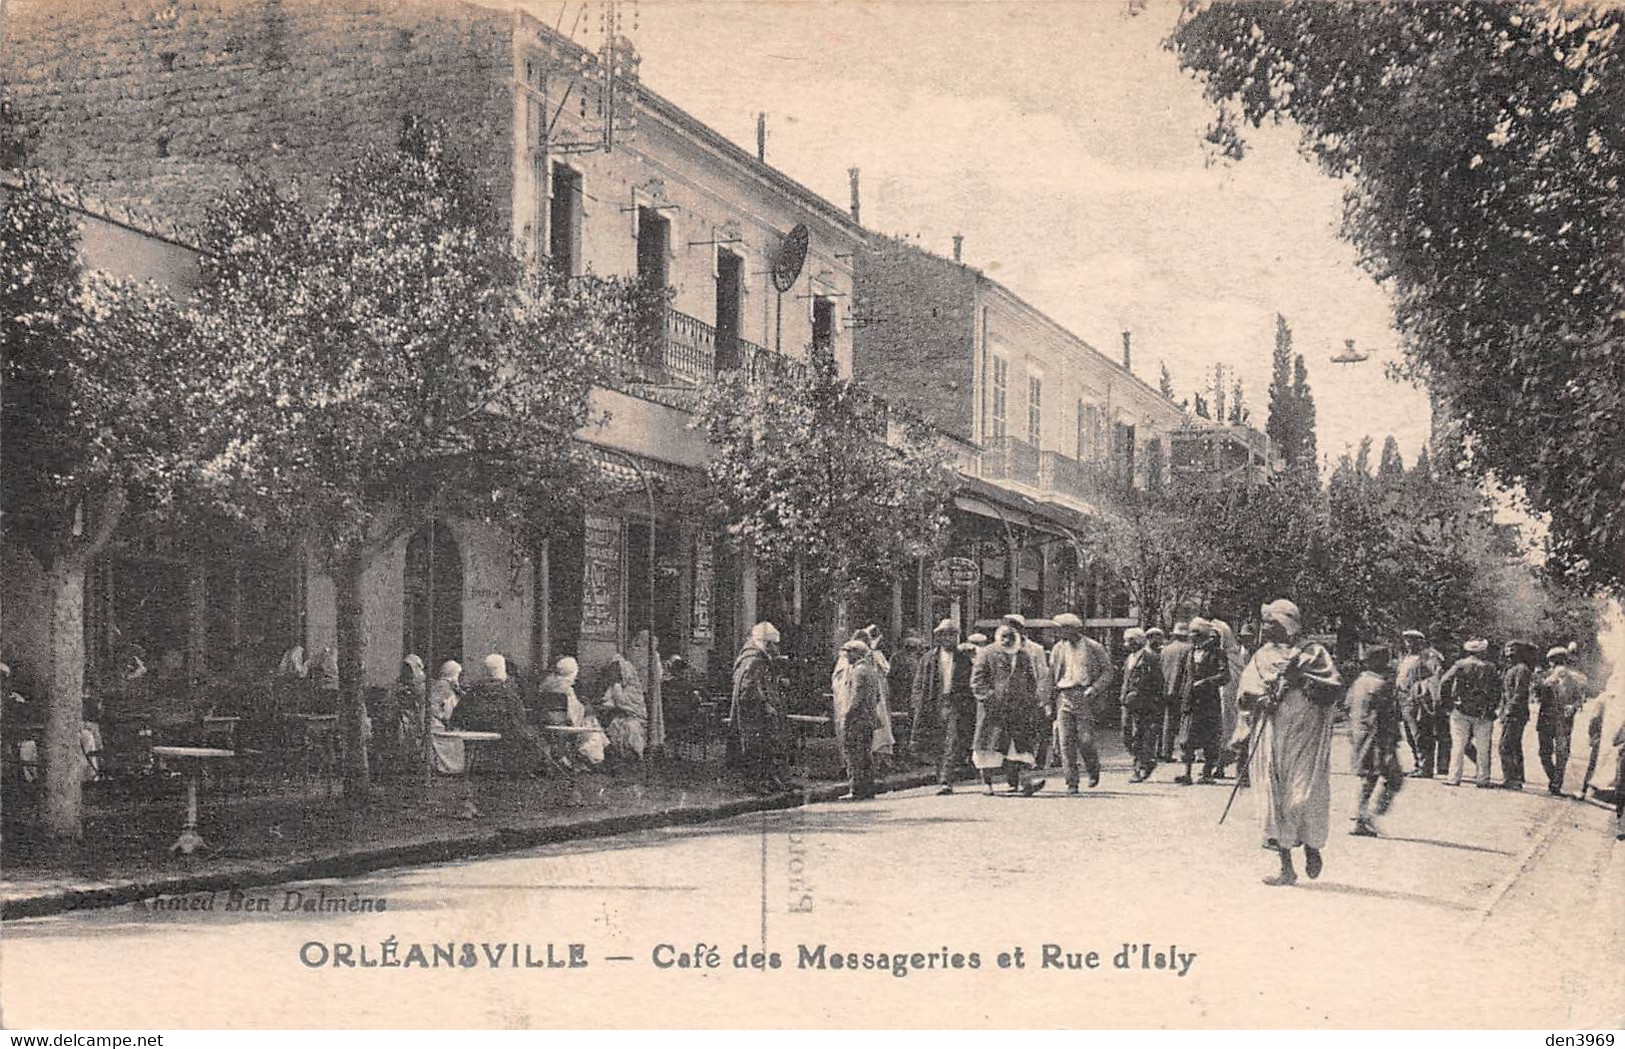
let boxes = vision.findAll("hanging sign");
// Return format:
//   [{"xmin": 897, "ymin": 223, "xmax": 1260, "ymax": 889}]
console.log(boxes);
[
  {"xmin": 580, "ymin": 513, "xmax": 623, "ymax": 642},
  {"xmin": 930, "ymin": 556, "xmax": 981, "ymax": 593}
]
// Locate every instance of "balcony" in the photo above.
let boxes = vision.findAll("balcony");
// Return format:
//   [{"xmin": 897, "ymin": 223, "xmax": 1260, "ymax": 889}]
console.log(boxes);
[
  {"xmin": 615, "ymin": 307, "xmax": 808, "ymax": 400},
  {"xmin": 980, "ymin": 436, "xmax": 1042, "ymax": 488},
  {"xmin": 976, "ymin": 440, "xmax": 1135, "ymax": 518}
]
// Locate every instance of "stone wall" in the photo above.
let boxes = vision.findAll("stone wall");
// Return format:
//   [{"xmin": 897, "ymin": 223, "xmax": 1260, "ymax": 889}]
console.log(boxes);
[
  {"xmin": 853, "ymin": 237, "xmax": 979, "ymax": 441},
  {"xmin": 1, "ymin": 0, "xmax": 517, "ymax": 234}
]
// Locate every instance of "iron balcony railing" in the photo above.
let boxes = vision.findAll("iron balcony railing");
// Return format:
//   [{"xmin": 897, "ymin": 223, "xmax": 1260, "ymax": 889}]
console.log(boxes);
[{"xmin": 618, "ymin": 306, "xmax": 808, "ymax": 390}]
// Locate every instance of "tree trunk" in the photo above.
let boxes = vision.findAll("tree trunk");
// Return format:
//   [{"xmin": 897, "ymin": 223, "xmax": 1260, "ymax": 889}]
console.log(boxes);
[
  {"xmin": 41, "ymin": 556, "xmax": 88, "ymax": 841},
  {"xmin": 333, "ymin": 549, "xmax": 373, "ymax": 804}
]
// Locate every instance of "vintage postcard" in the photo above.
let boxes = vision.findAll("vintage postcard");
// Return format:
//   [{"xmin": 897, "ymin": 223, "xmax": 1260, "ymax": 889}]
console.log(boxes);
[{"xmin": 1, "ymin": 0, "xmax": 1621, "ymax": 1033}]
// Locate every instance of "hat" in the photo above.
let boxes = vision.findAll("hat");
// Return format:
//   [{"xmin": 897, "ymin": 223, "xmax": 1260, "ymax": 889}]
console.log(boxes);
[
  {"xmin": 750, "ymin": 622, "xmax": 782, "ymax": 644},
  {"xmin": 841, "ymin": 639, "xmax": 870, "ymax": 655},
  {"xmin": 1463, "ymin": 639, "xmax": 1489, "ymax": 654},
  {"xmin": 1547, "ymin": 646, "xmax": 1569, "ymax": 661},
  {"xmin": 966, "ymin": 632, "xmax": 989, "ymax": 645},
  {"xmin": 1261, "ymin": 599, "xmax": 1302, "ymax": 637},
  {"xmin": 1053, "ymin": 613, "xmax": 1083, "ymax": 629},
  {"xmin": 1001, "ymin": 613, "xmax": 1027, "ymax": 628},
  {"xmin": 1189, "ymin": 617, "xmax": 1213, "ymax": 636},
  {"xmin": 1401, "ymin": 629, "xmax": 1426, "ymax": 641},
  {"xmin": 1124, "ymin": 627, "xmax": 1146, "ymax": 643},
  {"xmin": 933, "ymin": 618, "xmax": 960, "ymax": 635},
  {"xmin": 1144, "ymin": 626, "xmax": 1165, "ymax": 639},
  {"xmin": 1172, "ymin": 621, "xmax": 1191, "ymax": 638}
]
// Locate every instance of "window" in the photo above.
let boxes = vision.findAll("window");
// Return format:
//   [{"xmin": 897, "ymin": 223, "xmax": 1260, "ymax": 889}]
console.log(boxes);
[
  {"xmin": 1027, "ymin": 375, "xmax": 1042, "ymax": 447},
  {"xmin": 1076, "ymin": 401, "xmax": 1086, "ymax": 460},
  {"xmin": 549, "ymin": 164, "xmax": 582, "ymax": 276},
  {"xmin": 636, "ymin": 205, "xmax": 669, "ymax": 288},
  {"xmin": 811, "ymin": 296, "xmax": 835, "ymax": 354},
  {"xmin": 1114, "ymin": 422, "xmax": 1137, "ymax": 482},
  {"xmin": 716, "ymin": 249, "xmax": 743, "ymax": 370},
  {"xmin": 991, "ymin": 357, "xmax": 1008, "ymax": 441}
]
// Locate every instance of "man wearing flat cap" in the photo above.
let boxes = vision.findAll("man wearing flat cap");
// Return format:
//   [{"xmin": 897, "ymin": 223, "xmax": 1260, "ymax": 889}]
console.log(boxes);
[
  {"xmin": 1048, "ymin": 613, "xmax": 1113, "ymax": 792},
  {"xmin": 1119, "ymin": 627, "xmax": 1164, "ymax": 783},
  {"xmin": 1533, "ymin": 646, "xmax": 1590, "ymax": 795},
  {"xmin": 909, "ymin": 618, "xmax": 976, "ymax": 794},
  {"xmin": 1440, "ymin": 638, "xmax": 1499, "ymax": 788},
  {"xmin": 1499, "ymin": 641, "xmax": 1537, "ymax": 790},
  {"xmin": 1397, "ymin": 629, "xmax": 1446, "ymax": 777},
  {"xmin": 1346, "ymin": 644, "xmax": 1404, "ymax": 836}
]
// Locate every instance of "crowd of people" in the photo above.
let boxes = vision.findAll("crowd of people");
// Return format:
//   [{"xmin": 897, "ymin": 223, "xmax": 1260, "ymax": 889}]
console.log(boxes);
[{"xmin": 726, "ymin": 599, "xmax": 1625, "ymax": 884}]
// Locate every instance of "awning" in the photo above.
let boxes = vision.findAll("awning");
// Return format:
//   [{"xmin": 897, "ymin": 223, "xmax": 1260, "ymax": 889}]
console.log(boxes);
[{"xmin": 953, "ymin": 495, "xmax": 1031, "ymax": 529}]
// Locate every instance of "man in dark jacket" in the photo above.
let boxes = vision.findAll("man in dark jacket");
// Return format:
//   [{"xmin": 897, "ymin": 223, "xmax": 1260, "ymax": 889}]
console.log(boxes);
[
  {"xmin": 1440, "ymin": 638, "xmax": 1500, "ymax": 788},
  {"xmin": 909, "ymin": 618, "xmax": 976, "ymax": 795},
  {"xmin": 970, "ymin": 625, "xmax": 1047, "ymax": 796},
  {"xmin": 1119, "ymin": 627, "xmax": 1164, "ymax": 783},
  {"xmin": 1499, "ymin": 641, "xmax": 1536, "ymax": 790},
  {"xmin": 1176, "ymin": 618, "xmax": 1228, "ymax": 786}
]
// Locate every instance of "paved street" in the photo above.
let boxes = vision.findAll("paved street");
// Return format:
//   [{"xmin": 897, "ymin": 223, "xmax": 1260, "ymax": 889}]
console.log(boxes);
[{"xmin": 2, "ymin": 732, "xmax": 1619, "ymax": 1029}]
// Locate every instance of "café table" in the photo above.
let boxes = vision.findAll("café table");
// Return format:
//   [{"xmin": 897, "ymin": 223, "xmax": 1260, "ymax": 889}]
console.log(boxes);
[
  {"xmin": 150, "ymin": 745, "xmax": 236, "ymax": 855},
  {"xmin": 431, "ymin": 729, "xmax": 502, "ymax": 818}
]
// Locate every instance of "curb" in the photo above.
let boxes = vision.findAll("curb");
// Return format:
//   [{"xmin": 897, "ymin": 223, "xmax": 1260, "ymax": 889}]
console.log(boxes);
[{"xmin": 0, "ymin": 770, "xmax": 939, "ymax": 922}]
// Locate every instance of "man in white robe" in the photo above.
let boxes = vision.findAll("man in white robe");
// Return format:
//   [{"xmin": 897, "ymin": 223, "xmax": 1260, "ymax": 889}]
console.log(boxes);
[{"xmin": 1237, "ymin": 599, "xmax": 1343, "ymax": 886}]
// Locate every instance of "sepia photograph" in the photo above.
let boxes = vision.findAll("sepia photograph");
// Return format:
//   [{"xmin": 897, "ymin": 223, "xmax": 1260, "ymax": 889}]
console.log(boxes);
[{"xmin": 0, "ymin": 0, "xmax": 1621, "ymax": 1034}]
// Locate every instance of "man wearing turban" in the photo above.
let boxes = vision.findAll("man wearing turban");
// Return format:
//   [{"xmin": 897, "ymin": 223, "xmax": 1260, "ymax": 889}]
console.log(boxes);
[
  {"xmin": 732, "ymin": 622, "xmax": 788, "ymax": 793},
  {"xmin": 1237, "ymin": 599, "xmax": 1343, "ymax": 886}
]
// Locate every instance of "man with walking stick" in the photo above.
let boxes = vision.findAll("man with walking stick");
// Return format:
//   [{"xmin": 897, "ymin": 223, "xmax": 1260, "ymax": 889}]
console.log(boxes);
[{"xmin": 1233, "ymin": 599, "xmax": 1343, "ymax": 887}]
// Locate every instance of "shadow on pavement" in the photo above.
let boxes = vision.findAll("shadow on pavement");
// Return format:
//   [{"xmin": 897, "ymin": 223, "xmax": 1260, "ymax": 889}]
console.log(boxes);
[
  {"xmin": 1298, "ymin": 879, "xmax": 1477, "ymax": 912},
  {"xmin": 1377, "ymin": 834, "xmax": 1515, "ymax": 857}
]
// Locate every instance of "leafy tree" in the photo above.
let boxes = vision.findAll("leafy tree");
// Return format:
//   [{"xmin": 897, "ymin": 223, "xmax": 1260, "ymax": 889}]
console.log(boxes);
[
  {"xmin": 1377, "ymin": 435, "xmax": 1406, "ymax": 485},
  {"xmin": 1292, "ymin": 353, "xmax": 1319, "ymax": 474},
  {"xmin": 1265, "ymin": 313, "xmax": 1300, "ymax": 467},
  {"xmin": 184, "ymin": 118, "xmax": 648, "ymax": 802},
  {"xmin": 2, "ymin": 177, "xmax": 202, "ymax": 839},
  {"xmin": 1143, "ymin": 436, "xmax": 1167, "ymax": 493},
  {"xmin": 1158, "ymin": 361, "xmax": 1176, "ymax": 400},
  {"xmin": 1193, "ymin": 392, "xmax": 1210, "ymax": 419},
  {"xmin": 694, "ymin": 344, "xmax": 955, "ymax": 650},
  {"xmin": 1228, "ymin": 376, "xmax": 1246, "ymax": 424},
  {"xmin": 1170, "ymin": 1, "xmax": 1625, "ymax": 588},
  {"xmin": 1352, "ymin": 434, "xmax": 1374, "ymax": 479},
  {"xmin": 1412, "ymin": 443, "xmax": 1433, "ymax": 480}
]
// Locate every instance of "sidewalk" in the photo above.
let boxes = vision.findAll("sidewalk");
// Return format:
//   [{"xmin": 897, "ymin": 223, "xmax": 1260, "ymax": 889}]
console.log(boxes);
[{"xmin": 0, "ymin": 746, "xmax": 938, "ymax": 921}]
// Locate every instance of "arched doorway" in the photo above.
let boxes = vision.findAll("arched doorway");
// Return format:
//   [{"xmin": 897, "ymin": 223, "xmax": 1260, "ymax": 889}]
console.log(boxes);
[{"xmin": 404, "ymin": 519, "xmax": 463, "ymax": 670}]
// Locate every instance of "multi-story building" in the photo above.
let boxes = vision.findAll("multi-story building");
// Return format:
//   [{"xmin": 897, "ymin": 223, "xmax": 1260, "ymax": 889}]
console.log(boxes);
[
  {"xmin": 1, "ymin": 0, "xmax": 861, "ymax": 693},
  {"xmin": 854, "ymin": 235, "xmax": 1187, "ymax": 636},
  {"xmin": 1167, "ymin": 420, "xmax": 1279, "ymax": 492}
]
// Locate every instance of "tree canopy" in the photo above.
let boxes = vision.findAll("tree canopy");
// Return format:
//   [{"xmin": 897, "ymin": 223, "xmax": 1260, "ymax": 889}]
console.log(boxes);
[
  {"xmin": 1, "ymin": 175, "xmax": 201, "ymax": 837},
  {"xmin": 694, "ymin": 346, "xmax": 955, "ymax": 614},
  {"xmin": 1171, "ymin": 0, "xmax": 1625, "ymax": 589},
  {"xmin": 183, "ymin": 118, "xmax": 649, "ymax": 798}
]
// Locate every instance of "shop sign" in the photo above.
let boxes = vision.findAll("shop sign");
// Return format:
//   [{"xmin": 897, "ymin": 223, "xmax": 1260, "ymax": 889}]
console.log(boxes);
[
  {"xmin": 930, "ymin": 556, "xmax": 981, "ymax": 593},
  {"xmin": 581, "ymin": 513, "xmax": 622, "ymax": 642}
]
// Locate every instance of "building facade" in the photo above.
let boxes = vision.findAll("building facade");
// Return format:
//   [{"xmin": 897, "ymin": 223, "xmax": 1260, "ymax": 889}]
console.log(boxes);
[
  {"xmin": 854, "ymin": 235, "xmax": 1187, "ymax": 637},
  {"xmin": 1, "ymin": 0, "xmax": 861, "ymax": 698}
]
